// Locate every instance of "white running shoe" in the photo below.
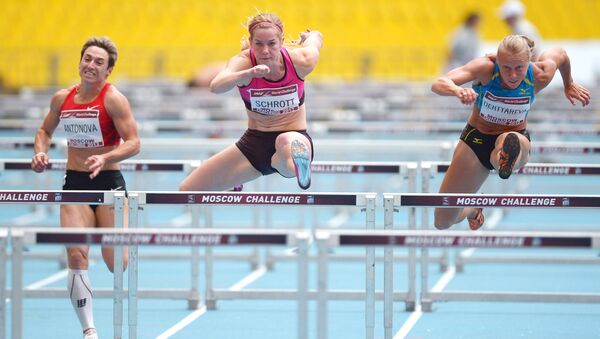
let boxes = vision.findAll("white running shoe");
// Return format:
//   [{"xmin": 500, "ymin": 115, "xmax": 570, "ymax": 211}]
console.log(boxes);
[
  {"xmin": 291, "ymin": 139, "xmax": 311, "ymax": 190},
  {"xmin": 83, "ymin": 328, "xmax": 98, "ymax": 339}
]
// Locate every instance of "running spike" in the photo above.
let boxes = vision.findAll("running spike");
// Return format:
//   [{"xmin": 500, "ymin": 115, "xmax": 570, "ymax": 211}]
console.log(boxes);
[{"xmin": 291, "ymin": 139, "xmax": 311, "ymax": 190}]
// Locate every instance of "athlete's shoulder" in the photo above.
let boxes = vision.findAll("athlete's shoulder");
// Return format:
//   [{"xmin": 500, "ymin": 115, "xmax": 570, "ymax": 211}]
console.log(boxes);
[{"xmin": 49, "ymin": 88, "xmax": 71, "ymax": 111}]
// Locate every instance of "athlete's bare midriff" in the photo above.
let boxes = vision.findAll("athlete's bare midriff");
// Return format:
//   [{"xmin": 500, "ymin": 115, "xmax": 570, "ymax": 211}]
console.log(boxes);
[
  {"xmin": 246, "ymin": 105, "xmax": 307, "ymax": 131},
  {"xmin": 467, "ymin": 107, "xmax": 527, "ymax": 135},
  {"xmin": 66, "ymin": 146, "xmax": 120, "ymax": 172}
]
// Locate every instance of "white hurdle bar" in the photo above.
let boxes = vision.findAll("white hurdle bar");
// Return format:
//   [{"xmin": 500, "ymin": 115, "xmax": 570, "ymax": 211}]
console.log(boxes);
[
  {"xmin": 423, "ymin": 161, "xmax": 600, "ymax": 270},
  {"xmin": 426, "ymin": 161, "xmax": 600, "ymax": 177},
  {"xmin": 13, "ymin": 228, "xmax": 308, "ymax": 339},
  {"xmin": 394, "ymin": 193, "xmax": 600, "ymax": 313},
  {"xmin": 2, "ymin": 190, "xmax": 124, "ymax": 339},
  {"xmin": 315, "ymin": 229, "xmax": 600, "ymax": 339}
]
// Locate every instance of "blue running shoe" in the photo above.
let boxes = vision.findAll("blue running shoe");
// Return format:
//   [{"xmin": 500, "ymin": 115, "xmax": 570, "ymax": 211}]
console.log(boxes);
[{"xmin": 291, "ymin": 139, "xmax": 311, "ymax": 190}]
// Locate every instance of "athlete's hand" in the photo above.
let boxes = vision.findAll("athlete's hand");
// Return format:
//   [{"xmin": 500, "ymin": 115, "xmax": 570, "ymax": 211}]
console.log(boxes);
[
  {"xmin": 31, "ymin": 152, "xmax": 49, "ymax": 173},
  {"xmin": 485, "ymin": 52, "xmax": 497, "ymax": 63},
  {"xmin": 564, "ymin": 81, "xmax": 591, "ymax": 107},
  {"xmin": 84, "ymin": 154, "xmax": 106, "ymax": 179},
  {"xmin": 250, "ymin": 65, "xmax": 270, "ymax": 78},
  {"xmin": 293, "ymin": 29, "xmax": 311, "ymax": 45},
  {"xmin": 454, "ymin": 87, "xmax": 478, "ymax": 105}
]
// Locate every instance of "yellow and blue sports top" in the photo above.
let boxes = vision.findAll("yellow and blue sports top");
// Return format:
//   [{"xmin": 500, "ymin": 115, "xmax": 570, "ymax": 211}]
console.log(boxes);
[{"xmin": 473, "ymin": 63, "xmax": 535, "ymax": 126}]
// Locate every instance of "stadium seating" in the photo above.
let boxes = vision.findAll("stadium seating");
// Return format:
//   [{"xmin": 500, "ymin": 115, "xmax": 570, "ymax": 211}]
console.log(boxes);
[{"xmin": 1, "ymin": 0, "xmax": 598, "ymax": 89}]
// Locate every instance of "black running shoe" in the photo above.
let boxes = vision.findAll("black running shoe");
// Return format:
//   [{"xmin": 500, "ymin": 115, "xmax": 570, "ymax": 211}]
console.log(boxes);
[{"xmin": 498, "ymin": 133, "xmax": 520, "ymax": 179}]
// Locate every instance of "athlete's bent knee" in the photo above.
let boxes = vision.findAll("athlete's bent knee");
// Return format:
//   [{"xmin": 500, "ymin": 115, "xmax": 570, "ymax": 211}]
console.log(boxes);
[
  {"xmin": 433, "ymin": 209, "xmax": 452, "ymax": 230},
  {"xmin": 179, "ymin": 181, "xmax": 192, "ymax": 192}
]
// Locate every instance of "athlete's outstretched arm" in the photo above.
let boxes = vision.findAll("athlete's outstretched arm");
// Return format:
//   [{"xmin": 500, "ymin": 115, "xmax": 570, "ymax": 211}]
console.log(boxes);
[
  {"xmin": 291, "ymin": 30, "xmax": 323, "ymax": 77},
  {"xmin": 209, "ymin": 52, "xmax": 269, "ymax": 94},
  {"xmin": 32, "ymin": 89, "xmax": 68, "ymax": 172},
  {"xmin": 535, "ymin": 47, "xmax": 591, "ymax": 106},
  {"xmin": 431, "ymin": 57, "xmax": 492, "ymax": 105}
]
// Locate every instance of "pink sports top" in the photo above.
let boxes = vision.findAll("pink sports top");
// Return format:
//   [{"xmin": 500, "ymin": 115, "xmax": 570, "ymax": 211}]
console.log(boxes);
[
  {"xmin": 238, "ymin": 48, "xmax": 305, "ymax": 116},
  {"xmin": 59, "ymin": 83, "xmax": 121, "ymax": 148}
]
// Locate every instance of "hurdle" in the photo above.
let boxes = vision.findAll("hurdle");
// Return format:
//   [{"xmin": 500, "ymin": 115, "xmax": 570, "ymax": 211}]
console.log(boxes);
[
  {"xmin": 138, "ymin": 137, "xmax": 455, "ymax": 160},
  {"xmin": 0, "ymin": 159, "xmax": 420, "ymax": 275},
  {"xmin": 264, "ymin": 162, "xmax": 430, "ymax": 272},
  {"xmin": 0, "ymin": 137, "xmax": 57, "ymax": 150},
  {"xmin": 426, "ymin": 161, "xmax": 600, "ymax": 177},
  {"xmin": 126, "ymin": 191, "xmax": 398, "ymax": 312},
  {"xmin": 3, "ymin": 190, "xmax": 125, "ymax": 339},
  {"xmin": 11, "ymin": 227, "xmax": 308, "ymax": 339},
  {"xmin": 6, "ymin": 136, "xmax": 600, "ymax": 160},
  {"xmin": 392, "ymin": 193, "xmax": 600, "ymax": 312},
  {"xmin": 423, "ymin": 161, "xmax": 600, "ymax": 271},
  {"xmin": 315, "ymin": 228, "xmax": 600, "ymax": 339},
  {"xmin": 124, "ymin": 120, "xmax": 600, "ymax": 138},
  {"xmin": 0, "ymin": 160, "xmax": 224, "ymax": 270}
]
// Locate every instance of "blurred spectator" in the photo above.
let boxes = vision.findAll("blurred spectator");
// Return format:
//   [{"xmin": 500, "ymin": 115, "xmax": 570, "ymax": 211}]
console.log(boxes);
[
  {"xmin": 187, "ymin": 62, "xmax": 226, "ymax": 88},
  {"xmin": 445, "ymin": 12, "xmax": 482, "ymax": 72},
  {"xmin": 499, "ymin": 0, "xmax": 541, "ymax": 59},
  {"xmin": 0, "ymin": 74, "xmax": 17, "ymax": 94}
]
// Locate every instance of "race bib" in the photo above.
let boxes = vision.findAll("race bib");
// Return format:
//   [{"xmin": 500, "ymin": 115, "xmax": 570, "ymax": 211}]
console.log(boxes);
[
  {"xmin": 249, "ymin": 85, "xmax": 300, "ymax": 115},
  {"xmin": 479, "ymin": 91, "xmax": 530, "ymax": 126},
  {"xmin": 60, "ymin": 108, "xmax": 104, "ymax": 148}
]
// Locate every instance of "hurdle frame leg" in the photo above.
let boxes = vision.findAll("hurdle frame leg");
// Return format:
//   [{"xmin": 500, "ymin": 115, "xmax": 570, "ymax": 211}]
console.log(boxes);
[
  {"xmin": 297, "ymin": 231, "xmax": 309, "ymax": 339},
  {"xmin": 316, "ymin": 231, "xmax": 330, "ymax": 339},
  {"xmin": 189, "ymin": 206, "xmax": 201, "ymax": 309},
  {"xmin": 204, "ymin": 207, "xmax": 216, "ymax": 310},
  {"xmin": 10, "ymin": 232, "xmax": 23, "ymax": 339},
  {"xmin": 0, "ymin": 230, "xmax": 6, "ymax": 339},
  {"xmin": 383, "ymin": 196, "xmax": 394, "ymax": 339},
  {"xmin": 113, "ymin": 192, "xmax": 125, "ymax": 339},
  {"xmin": 365, "ymin": 195, "xmax": 376, "ymax": 339},
  {"xmin": 405, "ymin": 163, "xmax": 417, "ymax": 312},
  {"xmin": 128, "ymin": 193, "xmax": 139, "ymax": 339},
  {"xmin": 420, "ymin": 164, "xmax": 433, "ymax": 312}
]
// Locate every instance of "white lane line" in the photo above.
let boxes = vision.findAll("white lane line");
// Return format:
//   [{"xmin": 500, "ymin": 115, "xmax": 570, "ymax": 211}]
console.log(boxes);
[
  {"xmin": 5, "ymin": 261, "xmax": 99, "ymax": 304},
  {"xmin": 394, "ymin": 266, "xmax": 457, "ymax": 339},
  {"xmin": 12, "ymin": 209, "xmax": 48, "ymax": 225},
  {"xmin": 5, "ymin": 269, "xmax": 70, "ymax": 304},
  {"xmin": 156, "ymin": 266, "xmax": 267, "ymax": 338},
  {"xmin": 394, "ymin": 305, "xmax": 422, "ymax": 339},
  {"xmin": 228, "ymin": 266, "xmax": 267, "ymax": 291},
  {"xmin": 155, "ymin": 306, "xmax": 207, "ymax": 339},
  {"xmin": 326, "ymin": 210, "xmax": 351, "ymax": 228},
  {"xmin": 26, "ymin": 259, "xmax": 98, "ymax": 291},
  {"xmin": 394, "ymin": 209, "xmax": 503, "ymax": 339},
  {"xmin": 169, "ymin": 213, "xmax": 191, "ymax": 227},
  {"xmin": 26, "ymin": 269, "xmax": 68, "ymax": 289}
]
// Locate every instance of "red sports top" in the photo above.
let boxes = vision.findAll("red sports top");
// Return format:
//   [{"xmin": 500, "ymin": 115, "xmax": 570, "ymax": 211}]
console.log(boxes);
[{"xmin": 59, "ymin": 83, "xmax": 121, "ymax": 148}]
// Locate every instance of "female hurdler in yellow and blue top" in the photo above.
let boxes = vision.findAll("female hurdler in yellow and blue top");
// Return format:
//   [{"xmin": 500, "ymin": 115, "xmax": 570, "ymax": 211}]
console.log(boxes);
[{"xmin": 431, "ymin": 35, "xmax": 590, "ymax": 231}]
